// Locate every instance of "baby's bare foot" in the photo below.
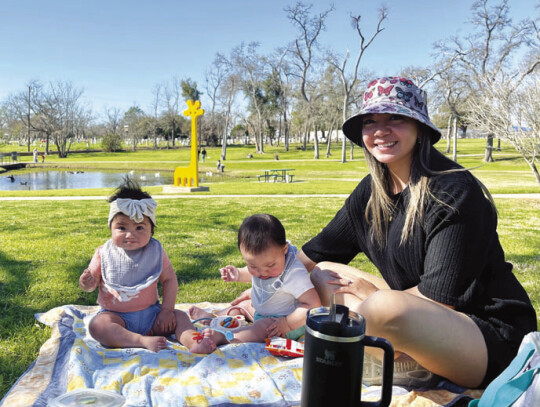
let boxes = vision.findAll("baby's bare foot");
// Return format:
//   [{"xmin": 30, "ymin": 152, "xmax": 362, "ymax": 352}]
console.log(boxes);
[
  {"xmin": 141, "ymin": 336, "xmax": 168, "ymax": 352},
  {"xmin": 189, "ymin": 331, "xmax": 217, "ymax": 354},
  {"xmin": 188, "ymin": 306, "xmax": 214, "ymax": 324},
  {"xmin": 204, "ymin": 327, "xmax": 231, "ymax": 347}
]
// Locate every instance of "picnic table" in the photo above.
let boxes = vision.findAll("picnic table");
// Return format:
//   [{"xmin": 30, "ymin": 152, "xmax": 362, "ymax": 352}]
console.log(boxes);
[{"xmin": 258, "ymin": 168, "xmax": 295, "ymax": 183}]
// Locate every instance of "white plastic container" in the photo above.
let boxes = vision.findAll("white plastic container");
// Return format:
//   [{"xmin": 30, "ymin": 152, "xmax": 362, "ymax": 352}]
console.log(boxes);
[{"xmin": 48, "ymin": 389, "xmax": 125, "ymax": 407}]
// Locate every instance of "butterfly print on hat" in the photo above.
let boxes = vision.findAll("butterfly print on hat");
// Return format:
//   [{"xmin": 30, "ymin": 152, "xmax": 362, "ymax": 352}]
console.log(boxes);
[
  {"xmin": 400, "ymin": 78, "xmax": 413, "ymax": 87},
  {"xmin": 377, "ymin": 85, "xmax": 393, "ymax": 96},
  {"xmin": 364, "ymin": 90, "xmax": 374, "ymax": 101},
  {"xmin": 396, "ymin": 87, "xmax": 413, "ymax": 102}
]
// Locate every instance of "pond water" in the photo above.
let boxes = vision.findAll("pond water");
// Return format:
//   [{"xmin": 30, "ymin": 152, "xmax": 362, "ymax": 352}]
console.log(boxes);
[{"xmin": 0, "ymin": 170, "xmax": 173, "ymax": 191}]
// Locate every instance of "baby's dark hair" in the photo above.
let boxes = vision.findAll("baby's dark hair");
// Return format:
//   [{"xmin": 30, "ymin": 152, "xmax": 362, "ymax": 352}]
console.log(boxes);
[
  {"xmin": 237, "ymin": 214, "xmax": 286, "ymax": 254},
  {"xmin": 108, "ymin": 176, "xmax": 153, "ymax": 202},
  {"xmin": 108, "ymin": 176, "xmax": 155, "ymax": 232}
]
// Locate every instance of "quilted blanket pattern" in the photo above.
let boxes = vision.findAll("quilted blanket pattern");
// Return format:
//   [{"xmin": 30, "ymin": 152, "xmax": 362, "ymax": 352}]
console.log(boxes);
[{"xmin": 1, "ymin": 304, "xmax": 482, "ymax": 407}]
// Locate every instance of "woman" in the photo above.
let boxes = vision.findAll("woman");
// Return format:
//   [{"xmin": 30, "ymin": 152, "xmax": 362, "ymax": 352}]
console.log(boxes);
[{"xmin": 295, "ymin": 77, "xmax": 537, "ymax": 389}]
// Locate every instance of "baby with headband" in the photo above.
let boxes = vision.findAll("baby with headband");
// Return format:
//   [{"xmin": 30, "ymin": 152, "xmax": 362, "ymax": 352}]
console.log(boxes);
[{"xmin": 79, "ymin": 178, "xmax": 217, "ymax": 353}]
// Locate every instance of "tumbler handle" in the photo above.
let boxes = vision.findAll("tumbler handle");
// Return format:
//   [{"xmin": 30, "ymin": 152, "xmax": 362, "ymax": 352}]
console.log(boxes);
[{"xmin": 361, "ymin": 336, "xmax": 394, "ymax": 407}]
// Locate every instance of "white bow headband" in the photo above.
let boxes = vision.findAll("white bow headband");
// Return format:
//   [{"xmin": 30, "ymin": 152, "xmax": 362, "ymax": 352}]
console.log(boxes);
[{"xmin": 108, "ymin": 198, "xmax": 157, "ymax": 227}]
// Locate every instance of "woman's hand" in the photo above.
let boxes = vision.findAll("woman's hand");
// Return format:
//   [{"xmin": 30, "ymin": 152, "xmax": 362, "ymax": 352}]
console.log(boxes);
[
  {"xmin": 220, "ymin": 265, "xmax": 239, "ymax": 282},
  {"xmin": 328, "ymin": 276, "xmax": 379, "ymax": 301}
]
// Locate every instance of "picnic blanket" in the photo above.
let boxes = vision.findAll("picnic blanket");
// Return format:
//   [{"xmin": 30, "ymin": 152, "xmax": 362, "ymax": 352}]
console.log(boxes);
[{"xmin": 1, "ymin": 303, "xmax": 483, "ymax": 407}]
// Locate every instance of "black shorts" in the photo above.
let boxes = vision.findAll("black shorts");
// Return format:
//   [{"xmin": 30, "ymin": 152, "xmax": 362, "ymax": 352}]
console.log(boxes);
[{"xmin": 472, "ymin": 316, "xmax": 525, "ymax": 388}]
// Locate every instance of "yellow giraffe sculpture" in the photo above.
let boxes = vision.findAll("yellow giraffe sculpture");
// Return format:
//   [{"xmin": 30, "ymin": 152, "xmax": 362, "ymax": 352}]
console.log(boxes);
[{"xmin": 174, "ymin": 100, "xmax": 205, "ymax": 187}]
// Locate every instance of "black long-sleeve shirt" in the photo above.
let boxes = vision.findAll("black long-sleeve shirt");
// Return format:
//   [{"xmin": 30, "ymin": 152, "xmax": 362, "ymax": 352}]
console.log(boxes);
[{"xmin": 303, "ymin": 151, "xmax": 536, "ymax": 347}]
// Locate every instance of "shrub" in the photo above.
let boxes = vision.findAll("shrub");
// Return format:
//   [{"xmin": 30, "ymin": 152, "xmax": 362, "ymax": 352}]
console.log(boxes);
[{"xmin": 101, "ymin": 133, "xmax": 123, "ymax": 152}]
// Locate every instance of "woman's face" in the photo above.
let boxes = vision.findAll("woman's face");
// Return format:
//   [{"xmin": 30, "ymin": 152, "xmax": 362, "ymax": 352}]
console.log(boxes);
[{"xmin": 361, "ymin": 113, "xmax": 419, "ymax": 172}]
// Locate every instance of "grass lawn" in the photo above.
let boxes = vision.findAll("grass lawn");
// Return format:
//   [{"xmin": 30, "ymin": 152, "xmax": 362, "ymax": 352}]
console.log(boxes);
[{"xmin": 0, "ymin": 140, "xmax": 539, "ymax": 397}]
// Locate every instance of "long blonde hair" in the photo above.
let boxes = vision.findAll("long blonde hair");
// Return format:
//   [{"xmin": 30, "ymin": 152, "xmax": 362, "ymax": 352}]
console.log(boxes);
[{"xmin": 364, "ymin": 123, "xmax": 495, "ymax": 248}]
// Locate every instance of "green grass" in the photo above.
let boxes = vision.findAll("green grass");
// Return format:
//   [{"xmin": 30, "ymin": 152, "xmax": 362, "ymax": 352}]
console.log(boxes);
[
  {"xmin": 1, "ymin": 140, "xmax": 538, "ymax": 196},
  {"xmin": 0, "ymin": 140, "xmax": 539, "ymax": 398}
]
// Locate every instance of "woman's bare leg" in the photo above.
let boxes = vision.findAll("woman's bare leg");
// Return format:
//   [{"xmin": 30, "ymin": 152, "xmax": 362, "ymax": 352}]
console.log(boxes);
[
  {"xmin": 353, "ymin": 290, "xmax": 487, "ymax": 388},
  {"xmin": 311, "ymin": 264, "xmax": 488, "ymax": 388}
]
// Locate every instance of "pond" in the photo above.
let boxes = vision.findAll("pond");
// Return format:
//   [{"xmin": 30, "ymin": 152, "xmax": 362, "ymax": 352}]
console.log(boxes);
[{"xmin": 0, "ymin": 170, "xmax": 173, "ymax": 191}]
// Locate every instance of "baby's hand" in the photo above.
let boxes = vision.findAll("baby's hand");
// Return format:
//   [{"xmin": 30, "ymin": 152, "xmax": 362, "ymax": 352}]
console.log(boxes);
[
  {"xmin": 79, "ymin": 269, "xmax": 96, "ymax": 291},
  {"xmin": 266, "ymin": 317, "xmax": 290, "ymax": 338},
  {"xmin": 220, "ymin": 266, "xmax": 239, "ymax": 282},
  {"xmin": 154, "ymin": 309, "xmax": 176, "ymax": 334}
]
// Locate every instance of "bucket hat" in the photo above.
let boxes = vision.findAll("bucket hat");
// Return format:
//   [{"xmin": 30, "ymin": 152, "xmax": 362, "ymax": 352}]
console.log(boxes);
[{"xmin": 342, "ymin": 76, "xmax": 441, "ymax": 146}]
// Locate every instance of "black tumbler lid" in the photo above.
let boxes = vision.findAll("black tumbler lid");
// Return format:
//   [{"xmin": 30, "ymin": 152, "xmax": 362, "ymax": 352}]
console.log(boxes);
[{"xmin": 306, "ymin": 305, "xmax": 365, "ymax": 338}]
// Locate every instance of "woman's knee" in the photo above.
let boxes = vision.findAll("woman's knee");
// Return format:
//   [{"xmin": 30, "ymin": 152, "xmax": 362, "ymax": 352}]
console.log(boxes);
[{"xmin": 358, "ymin": 290, "xmax": 411, "ymax": 335}]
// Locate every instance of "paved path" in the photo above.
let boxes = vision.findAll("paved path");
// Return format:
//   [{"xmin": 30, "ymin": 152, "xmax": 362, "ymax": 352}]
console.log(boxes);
[{"xmin": 0, "ymin": 193, "xmax": 538, "ymax": 201}]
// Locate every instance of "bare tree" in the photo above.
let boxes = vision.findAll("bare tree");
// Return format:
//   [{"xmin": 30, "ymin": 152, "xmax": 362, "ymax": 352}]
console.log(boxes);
[
  {"xmin": 442, "ymin": 0, "xmax": 540, "ymax": 162},
  {"xmin": 150, "ymin": 83, "xmax": 162, "ymax": 149},
  {"xmin": 327, "ymin": 6, "xmax": 388, "ymax": 162},
  {"xmin": 163, "ymin": 77, "xmax": 182, "ymax": 148},
  {"xmin": 4, "ymin": 80, "xmax": 42, "ymax": 152},
  {"xmin": 467, "ymin": 76, "xmax": 540, "ymax": 189},
  {"xmin": 286, "ymin": 2, "xmax": 333, "ymax": 158},
  {"xmin": 104, "ymin": 106, "xmax": 122, "ymax": 135},
  {"xmin": 232, "ymin": 42, "xmax": 268, "ymax": 153},
  {"xmin": 205, "ymin": 52, "xmax": 239, "ymax": 159},
  {"xmin": 264, "ymin": 49, "xmax": 292, "ymax": 151},
  {"xmin": 32, "ymin": 81, "xmax": 89, "ymax": 158}
]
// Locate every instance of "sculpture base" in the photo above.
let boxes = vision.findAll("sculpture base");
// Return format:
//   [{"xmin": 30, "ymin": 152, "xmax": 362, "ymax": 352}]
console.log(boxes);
[{"xmin": 162, "ymin": 185, "xmax": 210, "ymax": 193}]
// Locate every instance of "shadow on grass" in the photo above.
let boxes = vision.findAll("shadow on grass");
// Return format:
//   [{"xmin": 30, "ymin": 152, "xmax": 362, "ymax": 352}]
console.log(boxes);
[
  {"xmin": 0, "ymin": 251, "xmax": 35, "ymax": 327},
  {"xmin": 507, "ymin": 253, "xmax": 540, "ymax": 269}
]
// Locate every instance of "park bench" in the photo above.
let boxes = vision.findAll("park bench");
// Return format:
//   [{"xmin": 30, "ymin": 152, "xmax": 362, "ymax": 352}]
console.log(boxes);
[{"xmin": 258, "ymin": 173, "xmax": 278, "ymax": 182}]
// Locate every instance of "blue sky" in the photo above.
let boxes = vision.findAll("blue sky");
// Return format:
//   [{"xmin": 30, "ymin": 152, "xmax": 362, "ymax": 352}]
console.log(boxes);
[{"xmin": 1, "ymin": 0, "xmax": 537, "ymax": 118}]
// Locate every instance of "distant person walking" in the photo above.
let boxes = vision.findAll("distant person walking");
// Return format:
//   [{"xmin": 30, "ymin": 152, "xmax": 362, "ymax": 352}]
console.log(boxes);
[
  {"xmin": 33, "ymin": 148, "xmax": 38, "ymax": 163},
  {"xmin": 201, "ymin": 149, "xmax": 207, "ymax": 163}
]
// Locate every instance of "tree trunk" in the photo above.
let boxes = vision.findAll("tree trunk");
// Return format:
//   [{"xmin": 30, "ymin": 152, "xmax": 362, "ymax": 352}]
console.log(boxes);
[
  {"xmin": 527, "ymin": 161, "xmax": 540, "ymax": 190},
  {"xmin": 302, "ymin": 121, "xmax": 308, "ymax": 151},
  {"xmin": 445, "ymin": 115, "xmax": 452, "ymax": 154},
  {"xmin": 284, "ymin": 111, "xmax": 289, "ymax": 152},
  {"xmin": 452, "ymin": 116, "xmax": 458, "ymax": 162},
  {"xmin": 313, "ymin": 125, "xmax": 319, "ymax": 159},
  {"xmin": 221, "ymin": 114, "xmax": 230, "ymax": 160},
  {"xmin": 26, "ymin": 85, "xmax": 32, "ymax": 153},
  {"xmin": 341, "ymin": 135, "xmax": 347, "ymax": 163},
  {"xmin": 484, "ymin": 134, "xmax": 494, "ymax": 162},
  {"xmin": 326, "ymin": 132, "xmax": 332, "ymax": 157}
]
